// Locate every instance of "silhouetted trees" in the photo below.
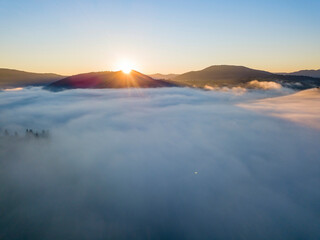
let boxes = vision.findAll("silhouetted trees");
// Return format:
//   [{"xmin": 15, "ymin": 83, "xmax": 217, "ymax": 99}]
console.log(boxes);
[
  {"xmin": 25, "ymin": 129, "xmax": 50, "ymax": 139},
  {"xmin": 1, "ymin": 128, "xmax": 50, "ymax": 139}
]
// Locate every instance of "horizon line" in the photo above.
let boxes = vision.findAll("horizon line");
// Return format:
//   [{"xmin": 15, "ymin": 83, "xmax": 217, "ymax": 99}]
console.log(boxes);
[{"xmin": 1, "ymin": 64, "xmax": 320, "ymax": 77}]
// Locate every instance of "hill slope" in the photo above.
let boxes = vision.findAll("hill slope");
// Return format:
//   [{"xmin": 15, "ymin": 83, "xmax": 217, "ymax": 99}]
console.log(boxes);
[
  {"xmin": 286, "ymin": 69, "xmax": 320, "ymax": 78},
  {"xmin": 0, "ymin": 68, "xmax": 65, "ymax": 88},
  {"xmin": 149, "ymin": 73, "xmax": 179, "ymax": 80},
  {"xmin": 47, "ymin": 70, "xmax": 177, "ymax": 90},
  {"xmin": 172, "ymin": 65, "xmax": 320, "ymax": 89}
]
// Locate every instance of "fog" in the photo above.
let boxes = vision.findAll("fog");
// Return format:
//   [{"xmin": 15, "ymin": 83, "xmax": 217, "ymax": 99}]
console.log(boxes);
[
  {"xmin": 0, "ymin": 87, "xmax": 320, "ymax": 240},
  {"xmin": 240, "ymin": 88, "xmax": 320, "ymax": 130}
]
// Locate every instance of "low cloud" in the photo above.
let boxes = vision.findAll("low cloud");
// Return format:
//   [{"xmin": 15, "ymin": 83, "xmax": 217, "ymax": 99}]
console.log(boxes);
[
  {"xmin": 204, "ymin": 81, "xmax": 285, "ymax": 95},
  {"xmin": 247, "ymin": 80, "xmax": 282, "ymax": 90},
  {"xmin": 204, "ymin": 85, "xmax": 247, "ymax": 95},
  {"xmin": 2, "ymin": 87, "xmax": 24, "ymax": 91},
  {"xmin": 0, "ymin": 87, "xmax": 320, "ymax": 240}
]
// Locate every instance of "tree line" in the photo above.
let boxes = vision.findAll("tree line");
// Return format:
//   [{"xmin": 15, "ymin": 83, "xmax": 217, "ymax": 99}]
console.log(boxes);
[{"xmin": 0, "ymin": 128, "xmax": 50, "ymax": 139}]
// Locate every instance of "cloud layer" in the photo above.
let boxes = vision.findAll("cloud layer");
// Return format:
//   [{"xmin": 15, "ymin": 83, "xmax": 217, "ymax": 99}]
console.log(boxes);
[
  {"xmin": 240, "ymin": 88, "xmax": 320, "ymax": 129},
  {"xmin": 0, "ymin": 87, "xmax": 320, "ymax": 240},
  {"xmin": 247, "ymin": 80, "xmax": 282, "ymax": 90}
]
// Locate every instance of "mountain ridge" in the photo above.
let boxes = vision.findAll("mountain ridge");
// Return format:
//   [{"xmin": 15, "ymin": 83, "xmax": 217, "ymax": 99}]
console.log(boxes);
[
  {"xmin": 284, "ymin": 69, "xmax": 320, "ymax": 78},
  {"xmin": 172, "ymin": 65, "xmax": 320, "ymax": 89},
  {"xmin": 47, "ymin": 70, "xmax": 178, "ymax": 90},
  {"xmin": 149, "ymin": 73, "xmax": 179, "ymax": 80},
  {"xmin": 0, "ymin": 68, "xmax": 65, "ymax": 88},
  {"xmin": 2, "ymin": 66, "xmax": 320, "ymax": 91}
]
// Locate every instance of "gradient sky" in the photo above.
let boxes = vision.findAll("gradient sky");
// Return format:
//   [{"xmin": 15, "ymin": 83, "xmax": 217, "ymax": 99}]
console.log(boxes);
[{"xmin": 0, "ymin": 0, "xmax": 319, "ymax": 75}]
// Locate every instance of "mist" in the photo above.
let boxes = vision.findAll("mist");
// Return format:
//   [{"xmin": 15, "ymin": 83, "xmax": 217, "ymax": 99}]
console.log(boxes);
[{"xmin": 0, "ymin": 87, "xmax": 320, "ymax": 240}]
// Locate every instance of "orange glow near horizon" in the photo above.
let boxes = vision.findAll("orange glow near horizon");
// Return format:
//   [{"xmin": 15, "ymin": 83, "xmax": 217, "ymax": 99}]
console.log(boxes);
[{"xmin": 4, "ymin": 87, "xmax": 23, "ymax": 91}]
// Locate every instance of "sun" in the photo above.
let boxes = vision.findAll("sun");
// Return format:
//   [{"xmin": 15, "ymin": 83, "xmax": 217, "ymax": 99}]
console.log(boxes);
[
  {"xmin": 118, "ymin": 61, "xmax": 134, "ymax": 74},
  {"xmin": 121, "ymin": 67, "xmax": 132, "ymax": 74}
]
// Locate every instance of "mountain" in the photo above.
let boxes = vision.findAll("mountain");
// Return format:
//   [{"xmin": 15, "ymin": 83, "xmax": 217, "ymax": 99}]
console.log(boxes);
[
  {"xmin": 0, "ymin": 68, "xmax": 65, "ymax": 89},
  {"xmin": 172, "ymin": 65, "xmax": 320, "ymax": 89},
  {"xmin": 4, "ymin": 66, "xmax": 319, "ymax": 91},
  {"xmin": 149, "ymin": 73, "xmax": 179, "ymax": 80},
  {"xmin": 174, "ymin": 65, "xmax": 273, "ymax": 85},
  {"xmin": 47, "ymin": 70, "xmax": 178, "ymax": 90},
  {"xmin": 285, "ymin": 69, "xmax": 320, "ymax": 78}
]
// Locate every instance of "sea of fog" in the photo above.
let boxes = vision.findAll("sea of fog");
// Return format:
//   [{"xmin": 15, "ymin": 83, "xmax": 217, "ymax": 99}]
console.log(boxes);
[{"xmin": 0, "ymin": 87, "xmax": 320, "ymax": 240}]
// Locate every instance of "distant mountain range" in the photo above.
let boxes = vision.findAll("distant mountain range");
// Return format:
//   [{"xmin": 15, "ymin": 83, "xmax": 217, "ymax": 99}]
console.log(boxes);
[
  {"xmin": 2, "ymin": 66, "xmax": 320, "ymax": 91},
  {"xmin": 149, "ymin": 73, "xmax": 179, "ymax": 80},
  {"xmin": 0, "ymin": 68, "xmax": 65, "ymax": 88},
  {"xmin": 171, "ymin": 65, "xmax": 320, "ymax": 89},
  {"xmin": 47, "ymin": 70, "xmax": 177, "ymax": 90},
  {"xmin": 284, "ymin": 69, "xmax": 320, "ymax": 78}
]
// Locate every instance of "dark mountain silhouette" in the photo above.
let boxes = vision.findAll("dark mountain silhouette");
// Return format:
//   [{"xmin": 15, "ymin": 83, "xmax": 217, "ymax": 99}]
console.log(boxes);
[
  {"xmin": 149, "ymin": 73, "xmax": 179, "ymax": 80},
  {"xmin": 285, "ymin": 69, "xmax": 320, "ymax": 78},
  {"xmin": 0, "ymin": 68, "xmax": 65, "ymax": 88},
  {"xmin": 172, "ymin": 65, "xmax": 320, "ymax": 89},
  {"xmin": 47, "ymin": 70, "xmax": 178, "ymax": 90},
  {"xmin": 4, "ymin": 66, "xmax": 320, "ymax": 91}
]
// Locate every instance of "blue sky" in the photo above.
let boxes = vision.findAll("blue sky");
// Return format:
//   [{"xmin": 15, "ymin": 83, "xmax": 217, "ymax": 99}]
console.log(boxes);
[{"xmin": 0, "ymin": 0, "xmax": 319, "ymax": 74}]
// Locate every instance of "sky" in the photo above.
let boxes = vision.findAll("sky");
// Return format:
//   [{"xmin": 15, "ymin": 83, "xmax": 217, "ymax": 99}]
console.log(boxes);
[{"xmin": 0, "ymin": 0, "xmax": 320, "ymax": 75}]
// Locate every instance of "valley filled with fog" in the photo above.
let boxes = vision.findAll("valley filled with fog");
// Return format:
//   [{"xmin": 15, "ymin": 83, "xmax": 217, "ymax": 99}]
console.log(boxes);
[{"xmin": 1, "ymin": 87, "xmax": 320, "ymax": 240}]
